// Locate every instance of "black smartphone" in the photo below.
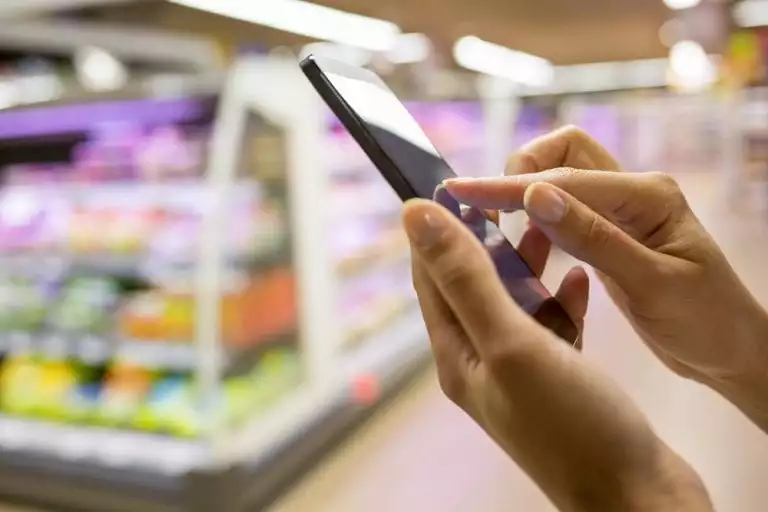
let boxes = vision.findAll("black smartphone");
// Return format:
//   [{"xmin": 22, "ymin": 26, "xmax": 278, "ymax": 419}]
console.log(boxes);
[{"xmin": 300, "ymin": 54, "xmax": 579, "ymax": 345}]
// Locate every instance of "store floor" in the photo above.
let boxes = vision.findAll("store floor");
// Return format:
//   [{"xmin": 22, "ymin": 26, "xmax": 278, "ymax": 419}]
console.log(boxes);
[{"xmin": 271, "ymin": 172, "xmax": 768, "ymax": 512}]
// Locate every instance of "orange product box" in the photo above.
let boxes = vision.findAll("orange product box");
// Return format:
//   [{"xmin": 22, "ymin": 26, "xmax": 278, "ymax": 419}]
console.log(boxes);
[{"xmin": 119, "ymin": 268, "xmax": 298, "ymax": 346}]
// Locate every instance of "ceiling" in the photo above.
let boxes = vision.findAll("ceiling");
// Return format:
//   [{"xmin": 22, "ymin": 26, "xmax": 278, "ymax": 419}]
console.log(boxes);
[
  {"xmin": 0, "ymin": 0, "xmax": 735, "ymax": 67},
  {"xmin": 65, "ymin": 0, "xmax": 682, "ymax": 65}
]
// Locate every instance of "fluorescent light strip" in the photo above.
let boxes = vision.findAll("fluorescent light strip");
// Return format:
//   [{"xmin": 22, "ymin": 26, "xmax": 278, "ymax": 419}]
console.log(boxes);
[
  {"xmin": 386, "ymin": 33, "xmax": 432, "ymax": 64},
  {"xmin": 517, "ymin": 58, "xmax": 670, "ymax": 96},
  {"xmin": 453, "ymin": 36, "xmax": 553, "ymax": 87},
  {"xmin": 663, "ymin": 0, "xmax": 701, "ymax": 11},
  {"xmin": 168, "ymin": 0, "xmax": 400, "ymax": 51},
  {"xmin": 301, "ymin": 42, "xmax": 372, "ymax": 67},
  {"xmin": 734, "ymin": 0, "xmax": 768, "ymax": 27}
]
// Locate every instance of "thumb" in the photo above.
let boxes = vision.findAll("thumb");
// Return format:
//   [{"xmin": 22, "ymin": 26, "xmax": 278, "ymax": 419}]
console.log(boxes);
[{"xmin": 523, "ymin": 182, "xmax": 662, "ymax": 288}]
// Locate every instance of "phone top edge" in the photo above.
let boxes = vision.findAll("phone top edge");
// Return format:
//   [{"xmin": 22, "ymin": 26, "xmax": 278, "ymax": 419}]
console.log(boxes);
[{"xmin": 297, "ymin": 55, "xmax": 418, "ymax": 202}]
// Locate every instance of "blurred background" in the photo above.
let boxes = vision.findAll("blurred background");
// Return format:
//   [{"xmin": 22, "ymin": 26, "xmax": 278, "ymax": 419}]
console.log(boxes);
[{"xmin": 0, "ymin": 0, "xmax": 764, "ymax": 511}]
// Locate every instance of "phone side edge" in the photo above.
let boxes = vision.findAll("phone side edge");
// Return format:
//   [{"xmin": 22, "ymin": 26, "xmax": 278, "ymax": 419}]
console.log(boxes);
[{"xmin": 299, "ymin": 57, "xmax": 418, "ymax": 202}]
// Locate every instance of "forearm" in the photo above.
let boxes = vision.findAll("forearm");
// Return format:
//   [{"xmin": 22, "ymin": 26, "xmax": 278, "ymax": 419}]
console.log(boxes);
[
  {"xmin": 710, "ymin": 369, "xmax": 768, "ymax": 435},
  {"xmin": 616, "ymin": 447, "xmax": 714, "ymax": 512},
  {"xmin": 708, "ymin": 301, "xmax": 768, "ymax": 434},
  {"xmin": 556, "ymin": 443, "xmax": 713, "ymax": 512}
]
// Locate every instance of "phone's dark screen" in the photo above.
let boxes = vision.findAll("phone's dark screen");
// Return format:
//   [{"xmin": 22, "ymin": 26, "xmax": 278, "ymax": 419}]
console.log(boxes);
[{"xmin": 317, "ymin": 65, "xmax": 578, "ymax": 344}]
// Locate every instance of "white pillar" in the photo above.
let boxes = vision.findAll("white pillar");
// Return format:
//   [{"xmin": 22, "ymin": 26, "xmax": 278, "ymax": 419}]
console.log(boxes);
[{"xmin": 476, "ymin": 75, "xmax": 526, "ymax": 241}]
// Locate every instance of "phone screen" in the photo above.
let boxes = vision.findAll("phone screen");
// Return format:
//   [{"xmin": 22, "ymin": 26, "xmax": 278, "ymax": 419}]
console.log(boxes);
[
  {"xmin": 322, "ymin": 71, "xmax": 455, "ymax": 197},
  {"xmin": 306, "ymin": 58, "xmax": 578, "ymax": 344}
]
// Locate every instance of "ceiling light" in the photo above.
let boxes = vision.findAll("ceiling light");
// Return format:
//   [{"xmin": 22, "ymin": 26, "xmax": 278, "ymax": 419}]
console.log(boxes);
[
  {"xmin": 663, "ymin": 0, "xmax": 701, "ymax": 10},
  {"xmin": 527, "ymin": 59, "xmax": 668, "ymax": 95},
  {"xmin": 74, "ymin": 46, "xmax": 128, "ymax": 92},
  {"xmin": 0, "ymin": 82, "xmax": 17, "ymax": 110},
  {"xmin": 734, "ymin": 0, "xmax": 768, "ymax": 27},
  {"xmin": 386, "ymin": 33, "xmax": 432, "ymax": 64},
  {"xmin": 668, "ymin": 40, "xmax": 716, "ymax": 91},
  {"xmin": 301, "ymin": 42, "xmax": 372, "ymax": 67},
  {"xmin": 453, "ymin": 36, "xmax": 553, "ymax": 87},
  {"xmin": 167, "ymin": 0, "xmax": 400, "ymax": 52},
  {"xmin": 15, "ymin": 74, "xmax": 62, "ymax": 103}
]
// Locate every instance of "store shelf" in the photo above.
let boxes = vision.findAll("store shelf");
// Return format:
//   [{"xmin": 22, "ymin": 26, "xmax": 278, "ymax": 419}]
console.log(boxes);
[
  {"xmin": 0, "ymin": 414, "xmax": 207, "ymax": 474},
  {"xmin": 342, "ymin": 306, "xmax": 428, "ymax": 381},
  {"xmin": 341, "ymin": 298, "xmax": 417, "ymax": 350},
  {"xmin": 0, "ymin": 250, "xmax": 282, "ymax": 281},
  {"xmin": 336, "ymin": 246, "xmax": 409, "ymax": 279},
  {"xmin": 0, "ymin": 330, "xmax": 295, "ymax": 374},
  {"xmin": 0, "ymin": 312, "xmax": 431, "ymax": 512},
  {"xmin": 0, "ymin": 64, "xmax": 478, "ymax": 512}
]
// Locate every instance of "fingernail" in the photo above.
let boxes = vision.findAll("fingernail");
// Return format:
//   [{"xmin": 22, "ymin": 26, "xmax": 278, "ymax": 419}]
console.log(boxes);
[
  {"xmin": 524, "ymin": 184, "xmax": 566, "ymax": 224},
  {"xmin": 444, "ymin": 176, "xmax": 515, "ymax": 186},
  {"xmin": 404, "ymin": 208, "xmax": 447, "ymax": 248},
  {"xmin": 442, "ymin": 177, "xmax": 473, "ymax": 185}
]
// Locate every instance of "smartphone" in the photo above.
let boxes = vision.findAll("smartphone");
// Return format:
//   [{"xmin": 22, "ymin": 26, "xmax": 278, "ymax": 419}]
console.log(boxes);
[{"xmin": 300, "ymin": 55, "xmax": 578, "ymax": 345}]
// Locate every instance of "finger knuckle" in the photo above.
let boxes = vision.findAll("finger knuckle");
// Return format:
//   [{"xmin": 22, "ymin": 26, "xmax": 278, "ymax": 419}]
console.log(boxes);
[
  {"xmin": 647, "ymin": 171, "xmax": 681, "ymax": 194},
  {"xmin": 646, "ymin": 171, "xmax": 689, "ymax": 209},
  {"xmin": 436, "ymin": 369, "xmax": 465, "ymax": 403},
  {"xmin": 433, "ymin": 252, "xmax": 478, "ymax": 293},
  {"xmin": 585, "ymin": 214, "xmax": 613, "ymax": 251},
  {"xmin": 485, "ymin": 347, "xmax": 516, "ymax": 375},
  {"xmin": 505, "ymin": 152, "xmax": 537, "ymax": 176},
  {"xmin": 484, "ymin": 340, "xmax": 543, "ymax": 378},
  {"xmin": 560, "ymin": 124, "xmax": 588, "ymax": 143}
]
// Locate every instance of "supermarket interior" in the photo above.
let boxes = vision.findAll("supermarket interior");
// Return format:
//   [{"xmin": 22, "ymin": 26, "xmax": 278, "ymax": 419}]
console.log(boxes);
[{"xmin": 0, "ymin": 0, "xmax": 765, "ymax": 511}]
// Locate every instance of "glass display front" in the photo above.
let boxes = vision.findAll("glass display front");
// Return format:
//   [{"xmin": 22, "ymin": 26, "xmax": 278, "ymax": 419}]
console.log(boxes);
[
  {"xmin": 326, "ymin": 100, "xmax": 485, "ymax": 355},
  {"xmin": 0, "ymin": 96, "xmax": 302, "ymax": 438}
]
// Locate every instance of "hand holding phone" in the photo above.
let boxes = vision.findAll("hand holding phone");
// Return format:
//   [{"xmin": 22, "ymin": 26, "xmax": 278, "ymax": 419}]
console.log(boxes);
[{"xmin": 300, "ymin": 55, "xmax": 579, "ymax": 344}]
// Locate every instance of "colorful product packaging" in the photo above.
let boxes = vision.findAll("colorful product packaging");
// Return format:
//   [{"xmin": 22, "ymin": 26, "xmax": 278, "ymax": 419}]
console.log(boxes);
[
  {"xmin": 49, "ymin": 278, "xmax": 120, "ymax": 334},
  {"xmin": 134, "ymin": 375, "xmax": 199, "ymax": 437},
  {"xmin": 99, "ymin": 364, "xmax": 154, "ymax": 426}
]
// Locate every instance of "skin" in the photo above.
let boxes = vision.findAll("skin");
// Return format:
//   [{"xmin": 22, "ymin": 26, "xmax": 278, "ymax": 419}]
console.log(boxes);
[
  {"xmin": 402, "ymin": 125, "xmax": 768, "ymax": 510},
  {"xmin": 445, "ymin": 125, "xmax": 768, "ymax": 433},
  {"xmin": 405, "ymin": 199, "xmax": 712, "ymax": 512}
]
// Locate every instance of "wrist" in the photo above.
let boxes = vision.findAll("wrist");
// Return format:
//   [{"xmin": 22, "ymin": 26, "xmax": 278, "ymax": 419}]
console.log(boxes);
[
  {"xmin": 568, "ymin": 442, "xmax": 711, "ymax": 512},
  {"xmin": 622, "ymin": 445, "xmax": 712, "ymax": 512},
  {"xmin": 707, "ymin": 302, "xmax": 768, "ymax": 433}
]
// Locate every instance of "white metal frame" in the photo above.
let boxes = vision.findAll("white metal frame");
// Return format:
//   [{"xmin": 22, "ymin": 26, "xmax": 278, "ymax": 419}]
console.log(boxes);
[
  {"xmin": 475, "ymin": 75, "xmax": 528, "ymax": 242},
  {"xmin": 197, "ymin": 56, "xmax": 344, "ymax": 466}
]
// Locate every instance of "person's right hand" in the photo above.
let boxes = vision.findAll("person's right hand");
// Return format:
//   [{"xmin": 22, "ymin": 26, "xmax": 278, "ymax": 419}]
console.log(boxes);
[
  {"xmin": 445, "ymin": 126, "xmax": 768, "ymax": 431},
  {"xmin": 404, "ymin": 198, "xmax": 712, "ymax": 512}
]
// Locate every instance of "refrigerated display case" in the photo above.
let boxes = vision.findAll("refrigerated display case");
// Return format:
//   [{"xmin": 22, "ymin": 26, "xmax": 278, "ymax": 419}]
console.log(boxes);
[
  {"xmin": 0, "ymin": 56, "xmax": 436, "ymax": 512},
  {"xmin": 560, "ymin": 91, "xmax": 729, "ymax": 174},
  {"xmin": 0, "ymin": 56, "xmax": 498, "ymax": 510},
  {"xmin": 323, "ymin": 99, "xmax": 486, "ymax": 395},
  {"xmin": 735, "ymin": 87, "xmax": 768, "ymax": 213},
  {"xmin": 0, "ymin": 58, "xmax": 314, "ymax": 511},
  {"xmin": 513, "ymin": 101, "xmax": 559, "ymax": 150}
]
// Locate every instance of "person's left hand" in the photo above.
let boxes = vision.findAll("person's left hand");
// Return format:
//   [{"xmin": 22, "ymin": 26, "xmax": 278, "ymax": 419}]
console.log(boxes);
[
  {"xmin": 434, "ymin": 186, "xmax": 589, "ymax": 347},
  {"xmin": 404, "ymin": 197, "xmax": 712, "ymax": 512}
]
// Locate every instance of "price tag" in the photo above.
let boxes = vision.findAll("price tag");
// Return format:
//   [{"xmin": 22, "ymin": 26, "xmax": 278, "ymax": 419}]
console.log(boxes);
[
  {"xmin": 55, "ymin": 429, "xmax": 91, "ymax": 460},
  {"xmin": 99, "ymin": 433, "xmax": 136, "ymax": 467},
  {"xmin": 118, "ymin": 341, "xmax": 163, "ymax": 368},
  {"xmin": 0, "ymin": 417, "xmax": 27, "ymax": 450},
  {"xmin": 8, "ymin": 331, "xmax": 32, "ymax": 355},
  {"xmin": 78, "ymin": 335, "xmax": 111, "ymax": 364},
  {"xmin": 21, "ymin": 422, "xmax": 49, "ymax": 453},
  {"xmin": 0, "ymin": 333, "xmax": 11, "ymax": 354},
  {"xmin": 170, "ymin": 343, "xmax": 196, "ymax": 370},
  {"xmin": 157, "ymin": 444, "xmax": 197, "ymax": 474},
  {"xmin": 40, "ymin": 333, "xmax": 69, "ymax": 359}
]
